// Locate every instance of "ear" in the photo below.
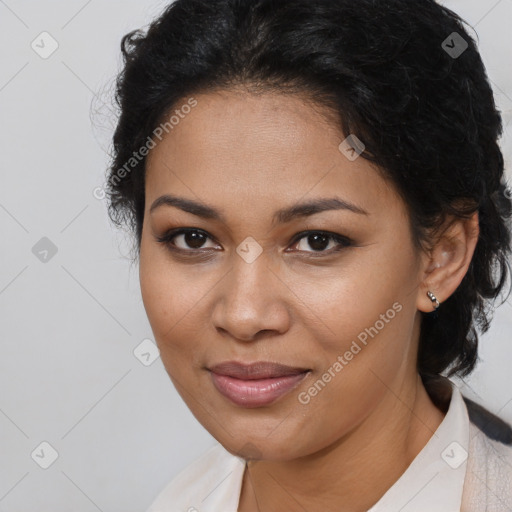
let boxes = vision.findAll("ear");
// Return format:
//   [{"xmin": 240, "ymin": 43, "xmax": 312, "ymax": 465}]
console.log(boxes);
[{"xmin": 417, "ymin": 211, "xmax": 479, "ymax": 313}]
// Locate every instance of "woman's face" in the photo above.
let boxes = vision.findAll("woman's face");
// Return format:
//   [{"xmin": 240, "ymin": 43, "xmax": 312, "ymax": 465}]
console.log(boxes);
[{"xmin": 140, "ymin": 89, "xmax": 427, "ymax": 460}]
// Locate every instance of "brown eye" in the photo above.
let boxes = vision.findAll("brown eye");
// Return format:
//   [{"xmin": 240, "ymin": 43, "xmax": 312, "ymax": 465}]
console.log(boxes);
[
  {"xmin": 177, "ymin": 231, "xmax": 208, "ymax": 249},
  {"xmin": 155, "ymin": 228, "xmax": 352, "ymax": 257},
  {"xmin": 290, "ymin": 231, "xmax": 352, "ymax": 254},
  {"xmin": 156, "ymin": 228, "xmax": 219, "ymax": 251}
]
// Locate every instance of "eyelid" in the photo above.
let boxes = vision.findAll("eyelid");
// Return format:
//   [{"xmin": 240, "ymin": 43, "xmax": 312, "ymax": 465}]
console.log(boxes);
[
  {"xmin": 155, "ymin": 228, "xmax": 221, "ymax": 250},
  {"xmin": 288, "ymin": 230, "xmax": 351, "ymax": 246},
  {"xmin": 155, "ymin": 227, "xmax": 352, "ymax": 255}
]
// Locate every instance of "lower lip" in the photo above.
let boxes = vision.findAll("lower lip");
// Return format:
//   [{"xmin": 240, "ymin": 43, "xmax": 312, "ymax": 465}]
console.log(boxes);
[{"xmin": 210, "ymin": 371, "xmax": 309, "ymax": 408}]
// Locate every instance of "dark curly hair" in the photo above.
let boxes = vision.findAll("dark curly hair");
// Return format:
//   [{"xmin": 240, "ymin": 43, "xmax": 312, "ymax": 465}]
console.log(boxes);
[{"xmin": 104, "ymin": 0, "xmax": 512, "ymax": 380}]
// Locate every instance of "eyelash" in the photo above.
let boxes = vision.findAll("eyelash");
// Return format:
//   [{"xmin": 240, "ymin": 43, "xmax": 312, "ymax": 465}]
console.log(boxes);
[{"xmin": 155, "ymin": 228, "xmax": 353, "ymax": 257}]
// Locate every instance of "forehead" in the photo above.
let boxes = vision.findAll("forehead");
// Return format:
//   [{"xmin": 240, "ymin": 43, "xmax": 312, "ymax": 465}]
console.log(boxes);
[
  {"xmin": 148, "ymin": 89, "xmax": 339, "ymax": 165},
  {"xmin": 145, "ymin": 90, "xmax": 400, "ymax": 222}
]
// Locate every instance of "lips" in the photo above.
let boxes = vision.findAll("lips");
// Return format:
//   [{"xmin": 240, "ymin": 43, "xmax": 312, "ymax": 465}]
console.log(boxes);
[
  {"xmin": 208, "ymin": 361, "xmax": 310, "ymax": 407},
  {"xmin": 209, "ymin": 361, "xmax": 310, "ymax": 379}
]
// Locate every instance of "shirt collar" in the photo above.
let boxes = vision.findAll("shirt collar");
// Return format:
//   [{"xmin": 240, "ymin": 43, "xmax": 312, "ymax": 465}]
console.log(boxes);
[
  {"xmin": 368, "ymin": 379, "xmax": 469, "ymax": 511},
  {"xmin": 148, "ymin": 379, "xmax": 469, "ymax": 511}
]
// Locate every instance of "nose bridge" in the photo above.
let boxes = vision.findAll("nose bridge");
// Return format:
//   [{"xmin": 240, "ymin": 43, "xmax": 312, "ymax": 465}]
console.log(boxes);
[
  {"xmin": 212, "ymin": 247, "xmax": 290, "ymax": 339},
  {"xmin": 227, "ymin": 247, "xmax": 275, "ymax": 310}
]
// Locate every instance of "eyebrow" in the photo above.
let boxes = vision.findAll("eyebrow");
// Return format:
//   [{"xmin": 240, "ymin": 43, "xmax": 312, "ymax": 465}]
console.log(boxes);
[{"xmin": 149, "ymin": 194, "xmax": 369, "ymax": 224}]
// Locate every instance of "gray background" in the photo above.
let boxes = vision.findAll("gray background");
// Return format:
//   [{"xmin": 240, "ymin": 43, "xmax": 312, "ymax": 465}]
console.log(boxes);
[{"xmin": 0, "ymin": 0, "xmax": 511, "ymax": 510}]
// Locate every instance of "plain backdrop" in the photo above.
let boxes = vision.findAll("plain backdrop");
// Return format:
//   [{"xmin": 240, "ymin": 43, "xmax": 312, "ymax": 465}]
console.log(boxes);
[{"xmin": 0, "ymin": 0, "xmax": 511, "ymax": 510}]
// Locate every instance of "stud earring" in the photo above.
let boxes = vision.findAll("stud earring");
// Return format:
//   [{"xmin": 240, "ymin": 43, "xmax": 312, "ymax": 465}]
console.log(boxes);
[{"xmin": 426, "ymin": 291, "xmax": 440, "ymax": 310}]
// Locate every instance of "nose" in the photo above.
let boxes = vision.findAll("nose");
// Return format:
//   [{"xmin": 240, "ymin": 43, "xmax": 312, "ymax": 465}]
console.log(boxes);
[{"xmin": 211, "ymin": 251, "xmax": 291, "ymax": 342}]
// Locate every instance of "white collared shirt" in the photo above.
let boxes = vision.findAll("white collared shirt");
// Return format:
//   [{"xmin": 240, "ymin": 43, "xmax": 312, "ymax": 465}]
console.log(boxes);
[{"xmin": 146, "ymin": 380, "xmax": 512, "ymax": 511}]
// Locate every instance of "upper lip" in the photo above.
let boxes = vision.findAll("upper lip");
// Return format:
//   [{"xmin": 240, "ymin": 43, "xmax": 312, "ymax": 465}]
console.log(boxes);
[{"xmin": 209, "ymin": 361, "xmax": 310, "ymax": 380}]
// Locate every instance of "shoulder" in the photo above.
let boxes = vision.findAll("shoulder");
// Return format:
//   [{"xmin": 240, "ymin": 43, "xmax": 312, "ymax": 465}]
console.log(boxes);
[
  {"xmin": 424, "ymin": 376, "xmax": 512, "ymax": 509},
  {"xmin": 424, "ymin": 374, "xmax": 512, "ymax": 445},
  {"xmin": 145, "ymin": 443, "xmax": 245, "ymax": 512},
  {"xmin": 462, "ymin": 396, "xmax": 512, "ymax": 511},
  {"xmin": 464, "ymin": 395, "xmax": 512, "ymax": 445}
]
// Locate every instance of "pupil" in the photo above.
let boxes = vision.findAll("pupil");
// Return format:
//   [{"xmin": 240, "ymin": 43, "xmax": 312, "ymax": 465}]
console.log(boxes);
[
  {"xmin": 182, "ymin": 232, "xmax": 331, "ymax": 251},
  {"xmin": 309, "ymin": 233, "xmax": 328, "ymax": 251},
  {"xmin": 186, "ymin": 231, "xmax": 206, "ymax": 248}
]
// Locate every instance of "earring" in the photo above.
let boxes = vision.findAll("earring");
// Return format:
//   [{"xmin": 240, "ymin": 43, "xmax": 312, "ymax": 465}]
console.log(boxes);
[{"xmin": 426, "ymin": 291, "xmax": 440, "ymax": 310}]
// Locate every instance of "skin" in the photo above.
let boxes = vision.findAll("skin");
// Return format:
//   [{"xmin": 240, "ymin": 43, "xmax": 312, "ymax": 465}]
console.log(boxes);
[{"xmin": 139, "ymin": 88, "xmax": 479, "ymax": 511}]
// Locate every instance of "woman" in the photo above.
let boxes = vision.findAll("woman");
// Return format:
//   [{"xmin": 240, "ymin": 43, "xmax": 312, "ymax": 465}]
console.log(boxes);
[{"xmin": 105, "ymin": 0, "xmax": 512, "ymax": 510}]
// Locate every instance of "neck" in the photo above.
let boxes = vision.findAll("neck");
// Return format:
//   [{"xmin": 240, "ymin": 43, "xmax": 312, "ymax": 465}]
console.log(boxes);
[{"xmin": 238, "ymin": 373, "xmax": 447, "ymax": 512}]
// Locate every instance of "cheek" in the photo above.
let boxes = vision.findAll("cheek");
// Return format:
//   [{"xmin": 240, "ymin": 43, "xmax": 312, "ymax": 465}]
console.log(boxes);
[
  {"xmin": 304, "ymin": 256, "xmax": 412, "ymax": 344},
  {"xmin": 138, "ymin": 244, "xmax": 216, "ymax": 368},
  {"xmin": 302, "ymin": 246, "xmax": 418, "ymax": 391},
  {"xmin": 139, "ymin": 244, "xmax": 189, "ymax": 340},
  {"xmin": 139, "ymin": 255, "xmax": 171, "ymax": 330},
  {"xmin": 139, "ymin": 264, "xmax": 196, "ymax": 383}
]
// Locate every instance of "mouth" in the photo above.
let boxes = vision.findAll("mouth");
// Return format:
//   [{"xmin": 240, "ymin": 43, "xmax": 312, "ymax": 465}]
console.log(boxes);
[{"xmin": 208, "ymin": 361, "xmax": 311, "ymax": 408}]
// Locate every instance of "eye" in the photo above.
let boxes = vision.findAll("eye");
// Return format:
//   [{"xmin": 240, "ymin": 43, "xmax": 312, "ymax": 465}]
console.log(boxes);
[
  {"xmin": 155, "ymin": 228, "xmax": 220, "ymax": 252},
  {"xmin": 155, "ymin": 228, "xmax": 352, "ymax": 256},
  {"xmin": 288, "ymin": 231, "xmax": 352, "ymax": 254}
]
